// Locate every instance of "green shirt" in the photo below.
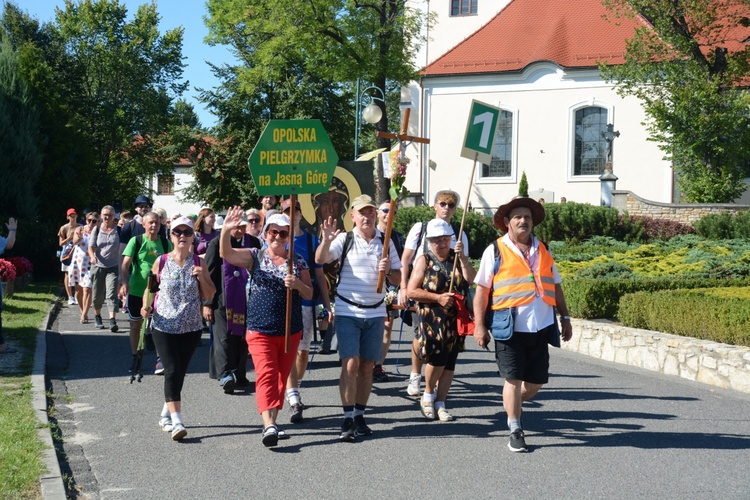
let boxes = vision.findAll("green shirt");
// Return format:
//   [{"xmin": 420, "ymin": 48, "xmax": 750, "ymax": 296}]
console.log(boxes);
[{"xmin": 123, "ymin": 235, "xmax": 172, "ymax": 296}]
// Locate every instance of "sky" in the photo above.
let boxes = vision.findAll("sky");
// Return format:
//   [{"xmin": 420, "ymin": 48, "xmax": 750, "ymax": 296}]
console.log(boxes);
[{"xmin": 22, "ymin": 0, "xmax": 236, "ymax": 128}]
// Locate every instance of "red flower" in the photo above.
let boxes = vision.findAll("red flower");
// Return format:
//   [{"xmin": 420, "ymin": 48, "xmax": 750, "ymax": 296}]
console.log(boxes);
[{"xmin": 0, "ymin": 259, "xmax": 17, "ymax": 282}]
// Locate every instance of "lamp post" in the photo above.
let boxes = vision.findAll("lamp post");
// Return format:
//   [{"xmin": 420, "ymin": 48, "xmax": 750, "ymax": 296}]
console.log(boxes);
[{"xmin": 354, "ymin": 79, "xmax": 385, "ymax": 159}]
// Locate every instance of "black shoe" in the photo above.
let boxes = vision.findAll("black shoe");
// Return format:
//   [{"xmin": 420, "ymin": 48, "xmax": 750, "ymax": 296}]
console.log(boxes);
[
  {"xmin": 353, "ymin": 415, "xmax": 372, "ymax": 437},
  {"xmin": 339, "ymin": 418, "xmax": 356, "ymax": 443},
  {"xmin": 145, "ymin": 334, "xmax": 155, "ymax": 352},
  {"xmin": 262, "ymin": 425, "xmax": 279, "ymax": 448},
  {"xmin": 373, "ymin": 365, "xmax": 389, "ymax": 382},
  {"xmin": 94, "ymin": 315, "xmax": 105, "ymax": 329},
  {"xmin": 235, "ymin": 377, "xmax": 252, "ymax": 388},
  {"xmin": 508, "ymin": 430, "xmax": 527, "ymax": 453},
  {"xmin": 290, "ymin": 403, "xmax": 303, "ymax": 424},
  {"xmin": 109, "ymin": 318, "xmax": 118, "ymax": 333},
  {"xmin": 220, "ymin": 374, "xmax": 236, "ymax": 394},
  {"xmin": 318, "ymin": 349, "xmax": 337, "ymax": 355}
]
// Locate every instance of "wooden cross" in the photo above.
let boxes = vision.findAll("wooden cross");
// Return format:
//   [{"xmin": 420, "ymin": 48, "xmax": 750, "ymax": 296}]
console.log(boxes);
[{"xmin": 376, "ymin": 108, "xmax": 430, "ymax": 292}]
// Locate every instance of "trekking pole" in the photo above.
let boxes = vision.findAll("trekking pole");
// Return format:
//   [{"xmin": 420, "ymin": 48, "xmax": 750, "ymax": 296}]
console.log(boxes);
[
  {"xmin": 131, "ymin": 272, "xmax": 158, "ymax": 384},
  {"xmin": 284, "ymin": 194, "xmax": 297, "ymax": 353}
]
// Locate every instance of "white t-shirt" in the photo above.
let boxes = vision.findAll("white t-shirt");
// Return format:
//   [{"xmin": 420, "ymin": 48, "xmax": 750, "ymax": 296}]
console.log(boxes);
[
  {"xmin": 327, "ymin": 228, "xmax": 402, "ymax": 318},
  {"xmin": 476, "ymin": 234, "xmax": 562, "ymax": 333},
  {"xmin": 404, "ymin": 220, "xmax": 469, "ymax": 259}
]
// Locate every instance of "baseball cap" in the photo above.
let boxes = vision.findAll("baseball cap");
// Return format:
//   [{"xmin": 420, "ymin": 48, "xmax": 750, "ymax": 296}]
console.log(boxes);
[
  {"xmin": 263, "ymin": 213, "xmax": 291, "ymax": 234},
  {"xmin": 351, "ymin": 194, "xmax": 376, "ymax": 211},
  {"xmin": 425, "ymin": 219, "xmax": 455, "ymax": 238},
  {"xmin": 66, "ymin": 208, "xmax": 77, "ymax": 217},
  {"xmin": 171, "ymin": 216, "xmax": 195, "ymax": 231}
]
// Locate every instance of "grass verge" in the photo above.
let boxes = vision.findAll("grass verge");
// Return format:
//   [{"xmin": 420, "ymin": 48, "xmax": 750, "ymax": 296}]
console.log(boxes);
[{"xmin": 0, "ymin": 281, "xmax": 58, "ymax": 499}]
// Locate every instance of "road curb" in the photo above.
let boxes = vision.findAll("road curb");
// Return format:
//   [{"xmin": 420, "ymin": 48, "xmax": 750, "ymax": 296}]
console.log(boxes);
[{"xmin": 32, "ymin": 302, "xmax": 66, "ymax": 500}]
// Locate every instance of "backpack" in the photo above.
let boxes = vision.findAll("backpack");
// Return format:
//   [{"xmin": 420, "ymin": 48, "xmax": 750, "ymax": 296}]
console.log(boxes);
[
  {"xmin": 133, "ymin": 233, "xmax": 169, "ymax": 262},
  {"xmin": 334, "ymin": 231, "xmax": 394, "ymax": 309},
  {"xmin": 417, "ymin": 219, "xmax": 462, "ymax": 254}
]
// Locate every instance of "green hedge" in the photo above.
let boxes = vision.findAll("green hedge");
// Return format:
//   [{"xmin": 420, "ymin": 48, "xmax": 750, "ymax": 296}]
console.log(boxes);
[
  {"xmin": 693, "ymin": 211, "xmax": 750, "ymax": 239},
  {"xmin": 563, "ymin": 276, "xmax": 750, "ymax": 319},
  {"xmin": 618, "ymin": 288, "xmax": 750, "ymax": 347},
  {"xmin": 534, "ymin": 202, "xmax": 645, "ymax": 243}
]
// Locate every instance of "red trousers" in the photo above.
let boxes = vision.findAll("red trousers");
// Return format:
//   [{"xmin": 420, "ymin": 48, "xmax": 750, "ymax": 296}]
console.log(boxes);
[{"xmin": 246, "ymin": 330, "xmax": 301, "ymax": 414}]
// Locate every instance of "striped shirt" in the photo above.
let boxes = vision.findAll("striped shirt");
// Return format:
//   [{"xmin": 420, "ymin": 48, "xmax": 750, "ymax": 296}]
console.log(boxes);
[{"xmin": 328, "ymin": 228, "xmax": 402, "ymax": 319}]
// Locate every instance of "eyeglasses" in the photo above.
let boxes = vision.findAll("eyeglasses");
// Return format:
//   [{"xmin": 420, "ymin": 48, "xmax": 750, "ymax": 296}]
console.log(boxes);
[
  {"xmin": 267, "ymin": 229, "xmax": 290, "ymax": 239},
  {"xmin": 438, "ymin": 201, "xmax": 456, "ymax": 209},
  {"xmin": 171, "ymin": 228, "xmax": 195, "ymax": 237},
  {"xmin": 86, "ymin": 218, "xmax": 98, "ymax": 223},
  {"xmin": 248, "ymin": 219, "xmax": 260, "ymax": 224}
]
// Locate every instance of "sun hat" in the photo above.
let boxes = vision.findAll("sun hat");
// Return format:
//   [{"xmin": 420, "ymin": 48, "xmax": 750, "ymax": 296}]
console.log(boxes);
[
  {"xmin": 263, "ymin": 213, "xmax": 291, "ymax": 234},
  {"xmin": 425, "ymin": 219, "xmax": 455, "ymax": 238},
  {"xmin": 351, "ymin": 194, "xmax": 376, "ymax": 211},
  {"xmin": 493, "ymin": 196, "xmax": 545, "ymax": 232}
]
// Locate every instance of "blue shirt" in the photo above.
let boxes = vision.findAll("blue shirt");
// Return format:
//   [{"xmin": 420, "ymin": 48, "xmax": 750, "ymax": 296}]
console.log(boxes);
[{"xmin": 291, "ymin": 231, "xmax": 322, "ymax": 307}]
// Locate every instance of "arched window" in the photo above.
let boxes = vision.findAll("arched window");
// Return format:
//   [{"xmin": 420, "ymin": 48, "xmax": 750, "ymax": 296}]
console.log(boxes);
[
  {"xmin": 480, "ymin": 108, "xmax": 515, "ymax": 179},
  {"xmin": 573, "ymin": 106, "xmax": 609, "ymax": 176}
]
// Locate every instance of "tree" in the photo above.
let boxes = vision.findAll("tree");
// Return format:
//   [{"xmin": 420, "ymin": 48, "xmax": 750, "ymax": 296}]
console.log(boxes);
[
  {"xmin": 518, "ymin": 171, "xmax": 529, "ymax": 197},
  {"xmin": 601, "ymin": 0, "xmax": 750, "ymax": 202},
  {"xmin": 0, "ymin": 35, "xmax": 43, "ymax": 221},
  {"xmin": 203, "ymin": 0, "xmax": 427, "ymax": 202}
]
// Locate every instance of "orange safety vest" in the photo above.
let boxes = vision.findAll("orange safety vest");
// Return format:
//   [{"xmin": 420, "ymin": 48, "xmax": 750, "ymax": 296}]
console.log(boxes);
[{"xmin": 491, "ymin": 237, "xmax": 556, "ymax": 310}]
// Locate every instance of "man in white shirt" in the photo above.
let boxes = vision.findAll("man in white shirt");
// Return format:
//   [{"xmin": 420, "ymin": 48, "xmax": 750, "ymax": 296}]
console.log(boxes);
[{"xmin": 316, "ymin": 194, "xmax": 402, "ymax": 443}]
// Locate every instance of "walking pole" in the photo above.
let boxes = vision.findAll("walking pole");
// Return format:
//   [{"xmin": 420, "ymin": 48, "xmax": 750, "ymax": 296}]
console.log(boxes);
[
  {"xmin": 284, "ymin": 194, "xmax": 297, "ymax": 353},
  {"xmin": 131, "ymin": 272, "xmax": 158, "ymax": 383},
  {"xmin": 449, "ymin": 152, "xmax": 478, "ymax": 293}
]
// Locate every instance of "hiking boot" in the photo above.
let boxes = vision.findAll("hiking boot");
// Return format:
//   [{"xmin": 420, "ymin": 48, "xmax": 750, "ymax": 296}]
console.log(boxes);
[
  {"xmin": 94, "ymin": 315, "xmax": 105, "ymax": 329},
  {"xmin": 353, "ymin": 415, "xmax": 372, "ymax": 436},
  {"xmin": 508, "ymin": 430, "xmax": 527, "ymax": 453},
  {"xmin": 290, "ymin": 403, "xmax": 304, "ymax": 424},
  {"xmin": 154, "ymin": 359, "xmax": 165, "ymax": 375},
  {"xmin": 220, "ymin": 374, "xmax": 236, "ymax": 394},
  {"xmin": 373, "ymin": 365, "xmax": 389, "ymax": 382},
  {"xmin": 339, "ymin": 418, "xmax": 356, "ymax": 443},
  {"xmin": 407, "ymin": 373, "xmax": 421, "ymax": 396},
  {"xmin": 109, "ymin": 318, "xmax": 119, "ymax": 333}
]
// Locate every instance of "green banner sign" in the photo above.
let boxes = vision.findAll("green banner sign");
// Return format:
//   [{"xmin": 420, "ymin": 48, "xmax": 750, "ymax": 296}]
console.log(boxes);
[{"xmin": 248, "ymin": 119, "xmax": 339, "ymax": 196}]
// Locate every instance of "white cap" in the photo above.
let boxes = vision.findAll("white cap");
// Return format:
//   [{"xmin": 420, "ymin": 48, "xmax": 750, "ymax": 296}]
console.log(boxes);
[
  {"xmin": 425, "ymin": 219, "xmax": 454, "ymax": 238},
  {"xmin": 171, "ymin": 216, "xmax": 195, "ymax": 230},
  {"xmin": 263, "ymin": 213, "xmax": 290, "ymax": 234},
  {"xmin": 214, "ymin": 215, "xmax": 225, "ymax": 229}
]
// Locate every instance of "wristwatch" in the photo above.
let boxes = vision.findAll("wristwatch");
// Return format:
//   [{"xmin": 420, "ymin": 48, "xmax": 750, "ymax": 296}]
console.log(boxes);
[
  {"xmin": 561, "ymin": 315, "xmax": 571, "ymax": 321},
  {"xmin": 202, "ymin": 300, "xmax": 213, "ymax": 307}
]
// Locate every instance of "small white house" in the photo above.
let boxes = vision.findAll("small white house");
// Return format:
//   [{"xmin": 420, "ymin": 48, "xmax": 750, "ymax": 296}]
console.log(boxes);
[{"xmin": 150, "ymin": 160, "xmax": 205, "ymax": 217}]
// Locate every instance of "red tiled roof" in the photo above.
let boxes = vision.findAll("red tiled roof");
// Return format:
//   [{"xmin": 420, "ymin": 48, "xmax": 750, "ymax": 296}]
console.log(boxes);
[{"xmin": 423, "ymin": 0, "xmax": 650, "ymax": 76}]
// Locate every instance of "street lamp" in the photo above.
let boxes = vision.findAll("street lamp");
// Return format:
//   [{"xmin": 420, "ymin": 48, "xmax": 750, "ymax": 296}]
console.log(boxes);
[{"xmin": 354, "ymin": 79, "xmax": 385, "ymax": 159}]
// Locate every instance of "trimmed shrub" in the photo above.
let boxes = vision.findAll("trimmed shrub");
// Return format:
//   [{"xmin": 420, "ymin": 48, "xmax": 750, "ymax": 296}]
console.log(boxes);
[
  {"xmin": 534, "ymin": 202, "xmax": 645, "ymax": 244},
  {"xmin": 619, "ymin": 287, "xmax": 750, "ymax": 347},
  {"xmin": 563, "ymin": 276, "xmax": 750, "ymax": 319},
  {"xmin": 631, "ymin": 216, "xmax": 696, "ymax": 240},
  {"xmin": 694, "ymin": 211, "xmax": 750, "ymax": 239}
]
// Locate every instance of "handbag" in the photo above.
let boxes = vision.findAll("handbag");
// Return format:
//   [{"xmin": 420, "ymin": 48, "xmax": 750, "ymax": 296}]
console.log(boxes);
[
  {"xmin": 59, "ymin": 242, "xmax": 74, "ymax": 266},
  {"xmin": 453, "ymin": 293, "xmax": 474, "ymax": 336}
]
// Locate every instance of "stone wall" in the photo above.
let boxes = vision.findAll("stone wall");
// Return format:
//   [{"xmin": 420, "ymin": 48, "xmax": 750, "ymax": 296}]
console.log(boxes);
[
  {"xmin": 611, "ymin": 190, "xmax": 749, "ymax": 224},
  {"xmin": 563, "ymin": 319, "xmax": 750, "ymax": 394}
]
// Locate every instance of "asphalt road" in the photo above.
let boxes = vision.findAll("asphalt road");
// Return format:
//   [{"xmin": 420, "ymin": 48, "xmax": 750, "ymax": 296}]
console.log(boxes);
[{"xmin": 47, "ymin": 302, "xmax": 750, "ymax": 499}]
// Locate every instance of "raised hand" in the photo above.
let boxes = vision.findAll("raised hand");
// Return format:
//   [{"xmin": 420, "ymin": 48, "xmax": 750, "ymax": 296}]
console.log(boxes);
[
  {"xmin": 320, "ymin": 216, "xmax": 340, "ymax": 243},
  {"xmin": 222, "ymin": 206, "xmax": 244, "ymax": 232}
]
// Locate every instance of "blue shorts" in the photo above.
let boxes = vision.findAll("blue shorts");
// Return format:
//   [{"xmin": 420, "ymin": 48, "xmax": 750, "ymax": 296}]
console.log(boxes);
[{"xmin": 336, "ymin": 315, "xmax": 384, "ymax": 362}]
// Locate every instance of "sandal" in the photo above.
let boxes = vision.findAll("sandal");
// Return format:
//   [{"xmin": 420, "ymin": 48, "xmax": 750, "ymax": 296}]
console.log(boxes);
[
  {"xmin": 420, "ymin": 400, "xmax": 436, "ymax": 420},
  {"xmin": 80, "ymin": 317, "xmax": 89, "ymax": 324},
  {"xmin": 437, "ymin": 407, "xmax": 455, "ymax": 422},
  {"xmin": 262, "ymin": 425, "xmax": 279, "ymax": 447}
]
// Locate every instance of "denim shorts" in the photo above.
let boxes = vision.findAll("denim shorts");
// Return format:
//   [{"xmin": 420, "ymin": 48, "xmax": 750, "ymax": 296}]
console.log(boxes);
[{"xmin": 335, "ymin": 315, "xmax": 384, "ymax": 361}]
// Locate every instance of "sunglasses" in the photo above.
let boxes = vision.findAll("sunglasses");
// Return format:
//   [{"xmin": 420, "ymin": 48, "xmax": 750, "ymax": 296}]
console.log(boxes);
[
  {"xmin": 438, "ymin": 201, "xmax": 456, "ymax": 209},
  {"xmin": 248, "ymin": 219, "xmax": 261, "ymax": 224},
  {"xmin": 379, "ymin": 208, "xmax": 395, "ymax": 214},
  {"xmin": 86, "ymin": 218, "xmax": 98, "ymax": 223},
  {"xmin": 267, "ymin": 229, "xmax": 290, "ymax": 239},
  {"xmin": 172, "ymin": 228, "xmax": 195, "ymax": 237},
  {"xmin": 283, "ymin": 206, "xmax": 301, "ymax": 214},
  {"xmin": 136, "ymin": 204, "xmax": 151, "ymax": 209}
]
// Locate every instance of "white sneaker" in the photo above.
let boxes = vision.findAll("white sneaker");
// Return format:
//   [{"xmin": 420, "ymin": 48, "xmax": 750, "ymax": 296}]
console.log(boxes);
[
  {"xmin": 407, "ymin": 373, "xmax": 421, "ymax": 397},
  {"xmin": 171, "ymin": 423, "xmax": 187, "ymax": 441},
  {"xmin": 67, "ymin": 296, "xmax": 75, "ymax": 305},
  {"xmin": 159, "ymin": 417, "xmax": 173, "ymax": 432},
  {"xmin": 73, "ymin": 297, "xmax": 78, "ymax": 305}
]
